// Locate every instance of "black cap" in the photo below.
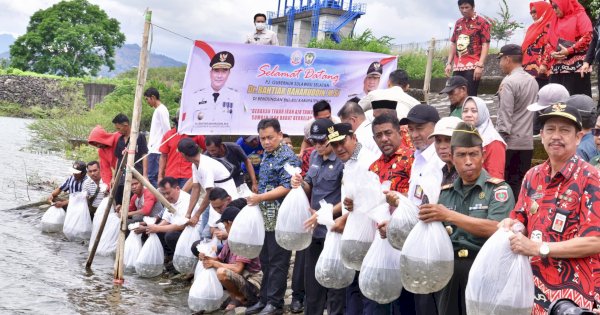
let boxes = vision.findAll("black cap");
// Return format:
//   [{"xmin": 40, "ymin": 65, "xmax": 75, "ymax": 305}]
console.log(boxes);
[
  {"xmin": 451, "ymin": 122, "xmax": 483, "ymax": 147},
  {"xmin": 565, "ymin": 94, "xmax": 596, "ymax": 118},
  {"xmin": 440, "ymin": 76, "xmax": 469, "ymax": 94},
  {"xmin": 539, "ymin": 102, "xmax": 583, "ymax": 130},
  {"xmin": 69, "ymin": 161, "xmax": 87, "ymax": 175},
  {"xmin": 372, "ymin": 100, "xmax": 398, "ymax": 111},
  {"xmin": 177, "ymin": 137, "xmax": 200, "ymax": 157},
  {"xmin": 498, "ymin": 44, "xmax": 523, "ymax": 58},
  {"xmin": 366, "ymin": 61, "xmax": 383, "ymax": 77},
  {"xmin": 327, "ymin": 123, "xmax": 354, "ymax": 143},
  {"xmin": 309, "ymin": 118, "xmax": 335, "ymax": 141},
  {"xmin": 399, "ymin": 104, "xmax": 440, "ymax": 125},
  {"xmin": 210, "ymin": 51, "xmax": 235, "ymax": 69},
  {"xmin": 215, "ymin": 206, "xmax": 241, "ymax": 224}
]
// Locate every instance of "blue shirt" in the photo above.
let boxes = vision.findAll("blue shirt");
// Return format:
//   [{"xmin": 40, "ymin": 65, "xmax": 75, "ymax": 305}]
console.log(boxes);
[
  {"xmin": 59, "ymin": 175, "xmax": 87, "ymax": 193},
  {"xmin": 577, "ymin": 132, "xmax": 599, "ymax": 162},
  {"xmin": 236, "ymin": 137, "xmax": 264, "ymax": 175}
]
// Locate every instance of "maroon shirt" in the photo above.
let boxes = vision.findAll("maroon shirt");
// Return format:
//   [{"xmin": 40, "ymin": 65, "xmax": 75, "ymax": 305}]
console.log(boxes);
[{"xmin": 219, "ymin": 242, "xmax": 261, "ymax": 273}]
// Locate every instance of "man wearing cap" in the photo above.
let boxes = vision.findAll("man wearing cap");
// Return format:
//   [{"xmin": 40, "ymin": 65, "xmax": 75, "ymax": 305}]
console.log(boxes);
[
  {"xmin": 430, "ymin": 117, "xmax": 464, "ymax": 186},
  {"xmin": 501, "ymin": 103, "xmax": 600, "ymax": 314},
  {"xmin": 290, "ymin": 118, "xmax": 346, "ymax": 315},
  {"xmin": 349, "ymin": 61, "xmax": 382, "ymax": 99},
  {"xmin": 245, "ymin": 13, "xmax": 278, "ymax": 45},
  {"xmin": 371, "ymin": 99, "xmax": 414, "ymax": 150},
  {"xmin": 445, "ymin": 0, "xmax": 491, "ymax": 96},
  {"xmin": 189, "ymin": 51, "xmax": 242, "ymax": 134},
  {"xmin": 338, "ymin": 97, "xmax": 381, "ymax": 156},
  {"xmin": 567, "ymin": 95, "xmax": 599, "ymax": 162},
  {"xmin": 358, "ymin": 69, "xmax": 421, "ymax": 117},
  {"xmin": 420, "ymin": 122, "xmax": 514, "ymax": 315},
  {"xmin": 527, "ymin": 83, "xmax": 570, "ymax": 136},
  {"xmin": 47, "ymin": 161, "xmax": 89, "ymax": 208},
  {"xmin": 440, "ymin": 76, "xmax": 470, "ymax": 118},
  {"xmin": 496, "ymin": 43, "xmax": 539, "ymax": 198}
]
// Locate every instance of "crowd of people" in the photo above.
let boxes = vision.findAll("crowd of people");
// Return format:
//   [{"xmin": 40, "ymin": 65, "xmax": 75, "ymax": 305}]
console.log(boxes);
[{"xmin": 42, "ymin": 1, "xmax": 600, "ymax": 314}]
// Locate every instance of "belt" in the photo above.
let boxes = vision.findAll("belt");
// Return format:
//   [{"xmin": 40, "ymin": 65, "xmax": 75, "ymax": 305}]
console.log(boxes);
[{"xmin": 454, "ymin": 249, "xmax": 478, "ymax": 259}]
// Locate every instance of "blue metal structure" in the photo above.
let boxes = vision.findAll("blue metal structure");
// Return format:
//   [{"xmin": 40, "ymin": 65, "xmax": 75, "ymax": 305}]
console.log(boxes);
[{"xmin": 268, "ymin": 0, "xmax": 365, "ymax": 45}]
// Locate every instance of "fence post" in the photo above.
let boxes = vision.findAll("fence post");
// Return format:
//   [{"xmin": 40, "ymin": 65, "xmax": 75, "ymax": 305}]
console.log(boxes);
[{"xmin": 423, "ymin": 37, "xmax": 436, "ymax": 103}]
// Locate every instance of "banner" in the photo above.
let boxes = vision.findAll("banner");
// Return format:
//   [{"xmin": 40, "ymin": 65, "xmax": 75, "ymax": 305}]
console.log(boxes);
[{"xmin": 179, "ymin": 40, "xmax": 397, "ymax": 135}]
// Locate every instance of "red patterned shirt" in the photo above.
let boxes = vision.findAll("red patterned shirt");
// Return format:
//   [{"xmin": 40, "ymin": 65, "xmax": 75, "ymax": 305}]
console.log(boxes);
[
  {"xmin": 510, "ymin": 155, "xmax": 600, "ymax": 314},
  {"xmin": 369, "ymin": 146, "xmax": 414, "ymax": 194},
  {"xmin": 451, "ymin": 14, "xmax": 491, "ymax": 71},
  {"xmin": 300, "ymin": 146, "xmax": 315, "ymax": 177},
  {"xmin": 400, "ymin": 125, "xmax": 413, "ymax": 150}
]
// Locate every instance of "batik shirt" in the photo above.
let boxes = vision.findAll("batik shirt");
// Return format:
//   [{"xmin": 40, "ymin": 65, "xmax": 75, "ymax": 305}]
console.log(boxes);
[
  {"xmin": 369, "ymin": 146, "xmax": 414, "ymax": 194},
  {"xmin": 257, "ymin": 144, "xmax": 300, "ymax": 231},
  {"xmin": 510, "ymin": 155, "xmax": 600, "ymax": 314},
  {"xmin": 451, "ymin": 14, "xmax": 491, "ymax": 71}
]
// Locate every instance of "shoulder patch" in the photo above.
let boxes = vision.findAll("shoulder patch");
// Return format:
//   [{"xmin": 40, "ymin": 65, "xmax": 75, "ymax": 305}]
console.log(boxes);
[
  {"xmin": 227, "ymin": 87, "xmax": 238, "ymax": 92},
  {"xmin": 486, "ymin": 177, "xmax": 504, "ymax": 185},
  {"xmin": 493, "ymin": 185, "xmax": 509, "ymax": 191},
  {"xmin": 442, "ymin": 184, "xmax": 453, "ymax": 190},
  {"xmin": 193, "ymin": 88, "xmax": 206, "ymax": 94}
]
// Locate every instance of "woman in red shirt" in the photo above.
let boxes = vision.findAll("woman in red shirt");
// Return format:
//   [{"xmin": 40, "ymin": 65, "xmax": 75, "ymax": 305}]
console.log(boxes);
[
  {"xmin": 462, "ymin": 96, "xmax": 506, "ymax": 179},
  {"xmin": 522, "ymin": 1, "xmax": 555, "ymax": 89}
]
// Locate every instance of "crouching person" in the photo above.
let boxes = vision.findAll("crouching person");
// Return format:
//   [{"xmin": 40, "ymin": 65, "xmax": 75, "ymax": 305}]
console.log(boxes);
[{"xmin": 193, "ymin": 206, "xmax": 263, "ymax": 311}]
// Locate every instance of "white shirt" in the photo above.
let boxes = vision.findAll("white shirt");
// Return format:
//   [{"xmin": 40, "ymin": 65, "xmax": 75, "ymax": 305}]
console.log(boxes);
[
  {"xmin": 161, "ymin": 190, "xmax": 198, "ymax": 223},
  {"xmin": 354, "ymin": 119, "xmax": 381, "ymax": 156},
  {"xmin": 192, "ymin": 155, "xmax": 239, "ymax": 199},
  {"xmin": 245, "ymin": 29, "xmax": 278, "ymax": 45},
  {"xmin": 360, "ymin": 86, "xmax": 420, "ymax": 119},
  {"xmin": 341, "ymin": 143, "xmax": 379, "ymax": 215},
  {"xmin": 148, "ymin": 103, "xmax": 171, "ymax": 154},
  {"xmin": 408, "ymin": 143, "xmax": 445, "ymax": 206}
]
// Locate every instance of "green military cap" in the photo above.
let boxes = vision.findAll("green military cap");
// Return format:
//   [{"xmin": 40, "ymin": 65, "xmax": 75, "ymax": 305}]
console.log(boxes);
[
  {"xmin": 210, "ymin": 51, "xmax": 235, "ymax": 69},
  {"xmin": 451, "ymin": 122, "xmax": 483, "ymax": 147}
]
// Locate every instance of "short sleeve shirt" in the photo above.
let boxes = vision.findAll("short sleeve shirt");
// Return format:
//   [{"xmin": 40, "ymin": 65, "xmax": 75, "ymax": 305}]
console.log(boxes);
[
  {"xmin": 206, "ymin": 143, "xmax": 248, "ymax": 187},
  {"xmin": 451, "ymin": 14, "xmax": 491, "ymax": 71},
  {"xmin": 510, "ymin": 156, "xmax": 600, "ymax": 314},
  {"xmin": 82, "ymin": 178, "xmax": 105, "ymax": 208},
  {"xmin": 192, "ymin": 155, "xmax": 239, "ymax": 199},
  {"xmin": 59, "ymin": 175, "xmax": 86, "ymax": 193},
  {"xmin": 218, "ymin": 242, "xmax": 262, "ymax": 273},
  {"xmin": 369, "ymin": 146, "xmax": 414, "ymax": 194},
  {"xmin": 115, "ymin": 134, "xmax": 149, "ymax": 177},
  {"xmin": 236, "ymin": 137, "xmax": 264, "ymax": 175},
  {"xmin": 159, "ymin": 129, "xmax": 206, "ymax": 179}
]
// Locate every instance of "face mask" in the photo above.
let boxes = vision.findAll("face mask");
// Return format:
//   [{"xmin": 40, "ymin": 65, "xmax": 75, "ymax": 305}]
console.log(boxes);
[{"xmin": 255, "ymin": 22, "xmax": 266, "ymax": 31}]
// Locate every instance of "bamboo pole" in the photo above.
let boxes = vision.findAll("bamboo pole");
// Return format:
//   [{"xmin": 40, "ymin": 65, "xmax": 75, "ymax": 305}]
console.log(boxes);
[
  {"xmin": 129, "ymin": 166, "xmax": 176, "ymax": 214},
  {"xmin": 113, "ymin": 9, "xmax": 152, "ymax": 285},
  {"xmin": 423, "ymin": 38, "xmax": 436, "ymax": 104},
  {"xmin": 85, "ymin": 153, "xmax": 128, "ymax": 270}
]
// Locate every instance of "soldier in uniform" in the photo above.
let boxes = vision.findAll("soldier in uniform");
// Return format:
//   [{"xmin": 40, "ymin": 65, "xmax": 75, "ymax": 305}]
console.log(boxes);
[
  {"xmin": 418, "ymin": 122, "xmax": 515, "ymax": 315},
  {"xmin": 190, "ymin": 51, "xmax": 243, "ymax": 134},
  {"xmin": 348, "ymin": 61, "xmax": 382, "ymax": 99}
]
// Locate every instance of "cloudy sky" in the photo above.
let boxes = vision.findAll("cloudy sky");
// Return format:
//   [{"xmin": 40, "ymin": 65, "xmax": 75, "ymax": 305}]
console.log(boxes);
[{"xmin": 0, "ymin": 0, "xmax": 533, "ymax": 62}]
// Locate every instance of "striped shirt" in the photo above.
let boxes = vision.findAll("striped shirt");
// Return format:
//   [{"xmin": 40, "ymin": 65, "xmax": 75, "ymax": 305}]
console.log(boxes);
[
  {"xmin": 59, "ymin": 175, "xmax": 87, "ymax": 193},
  {"xmin": 82, "ymin": 178, "xmax": 106, "ymax": 208}
]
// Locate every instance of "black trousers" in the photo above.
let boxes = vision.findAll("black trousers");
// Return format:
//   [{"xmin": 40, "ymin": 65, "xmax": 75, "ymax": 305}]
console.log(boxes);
[
  {"xmin": 291, "ymin": 247, "xmax": 305, "ymax": 302},
  {"xmin": 504, "ymin": 149, "xmax": 533, "ymax": 197},
  {"xmin": 453, "ymin": 70, "xmax": 480, "ymax": 96},
  {"xmin": 549, "ymin": 72, "xmax": 592, "ymax": 97},
  {"xmin": 304, "ymin": 237, "xmax": 346, "ymax": 315},
  {"xmin": 163, "ymin": 230, "xmax": 181, "ymax": 257},
  {"xmin": 438, "ymin": 256, "xmax": 475, "ymax": 315},
  {"xmin": 259, "ymin": 231, "xmax": 292, "ymax": 308},
  {"xmin": 346, "ymin": 272, "xmax": 417, "ymax": 315}
]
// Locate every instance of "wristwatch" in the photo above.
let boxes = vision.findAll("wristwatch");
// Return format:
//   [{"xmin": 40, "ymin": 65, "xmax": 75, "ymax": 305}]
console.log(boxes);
[{"xmin": 539, "ymin": 242, "xmax": 550, "ymax": 258}]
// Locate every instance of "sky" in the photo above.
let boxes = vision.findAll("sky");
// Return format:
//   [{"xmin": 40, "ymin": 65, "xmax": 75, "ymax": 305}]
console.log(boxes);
[{"xmin": 0, "ymin": 0, "xmax": 533, "ymax": 62}]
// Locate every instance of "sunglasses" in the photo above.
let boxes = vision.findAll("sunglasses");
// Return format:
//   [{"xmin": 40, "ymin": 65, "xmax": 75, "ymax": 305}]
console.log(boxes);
[
  {"xmin": 309, "ymin": 138, "xmax": 328, "ymax": 146},
  {"xmin": 592, "ymin": 128, "xmax": 600, "ymax": 137}
]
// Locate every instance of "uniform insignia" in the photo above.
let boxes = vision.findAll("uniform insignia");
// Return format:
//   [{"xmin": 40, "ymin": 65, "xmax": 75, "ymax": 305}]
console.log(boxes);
[
  {"xmin": 312, "ymin": 124, "xmax": 319, "ymax": 133},
  {"xmin": 328, "ymin": 165, "xmax": 333, "ymax": 169},
  {"xmin": 487, "ymin": 178, "xmax": 504, "ymax": 185},
  {"xmin": 441, "ymin": 184, "xmax": 453, "ymax": 190},
  {"xmin": 198, "ymin": 100, "xmax": 207, "ymax": 105},
  {"xmin": 530, "ymin": 200, "xmax": 539, "ymax": 215},
  {"xmin": 552, "ymin": 103, "xmax": 566, "ymax": 112},
  {"xmin": 445, "ymin": 225, "xmax": 453, "ymax": 235},
  {"xmin": 219, "ymin": 53, "xmax": 228, "ymax": 62},
  {"xmin": 494, "ymin": 189, "xmax": 509, "ymax": 202},
  {"xmin": 479, "ymin": 192, "xmax": 485, "ymax": 199}
]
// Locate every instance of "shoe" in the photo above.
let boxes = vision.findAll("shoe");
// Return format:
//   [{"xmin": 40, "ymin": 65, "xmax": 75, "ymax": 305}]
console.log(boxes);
[
  {"xmin": 244, "ymin": 301, "xmax": 266, "ymax": 315},
  {"xmin": 258, "ymin": 304, "xmax": 283, "ymax": 315},
  {"xmin": 290, "ymin": 299, "xmax": 304, "ymax": 313}
]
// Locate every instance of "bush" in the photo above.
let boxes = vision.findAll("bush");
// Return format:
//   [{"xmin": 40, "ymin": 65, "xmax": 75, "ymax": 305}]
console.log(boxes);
[{"xmin": 397, "ymin": 53, "xmax": 445, "ymax": 80}]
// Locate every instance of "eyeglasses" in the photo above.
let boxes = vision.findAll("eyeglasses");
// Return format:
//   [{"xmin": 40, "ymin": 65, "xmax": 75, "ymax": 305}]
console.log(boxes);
[
  {"xmin": 309, "ymin": 138, "xmax": 328, "ymax": 146},
  {"xmin": 591, "ymin": 128, "xmax": 600, "ymax": 137}
]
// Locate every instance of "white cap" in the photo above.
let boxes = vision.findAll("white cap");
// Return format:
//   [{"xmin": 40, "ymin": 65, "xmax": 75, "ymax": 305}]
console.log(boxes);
[
  {"xmin": 428, "ymin": 116, "xmax": 463, "ymax": 139},
  {"xmin": 527, "ymin": 83, "xmax": 570, "ymax": 112}
]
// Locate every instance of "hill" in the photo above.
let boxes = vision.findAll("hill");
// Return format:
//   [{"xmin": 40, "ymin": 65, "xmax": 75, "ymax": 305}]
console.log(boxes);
[{"xmin": 97, "ymin": 43, "xmax": 185, "ymax": 77}]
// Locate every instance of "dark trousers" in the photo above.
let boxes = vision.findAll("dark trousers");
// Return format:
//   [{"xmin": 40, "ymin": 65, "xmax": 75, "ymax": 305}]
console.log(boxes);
[
  {"xmin": 147, "ymin": 153, "xmax": 160, "ymax": 188},
  {"xmin": 504, "ymin": 149, "xmax": 533, "ymax": 197},
  {"xmin": 304, "ymin": 237, "xmax": 346, "ymax": 315},
  {"xmin": 163, "ymin": 230, "xmax": 182, "ymax": 257},
  {"xmin": 346, "ymin": 273, "xmax": 415, "ymax": 315},
  {"xmin": 438, "ymin": 256, "xmax": 475, "ymax": 315},
  {"xmin": 259, "ymin": 231, "xmax": 292, "ymax": 308},
  {"xmin": 175, "ymin": 177, "xmax": 189, "ymax": 190},
  {"xmin": 291, "ymin": 248, "xmax": 305, "ymax": 303},
  {"xmin": 549, "ymin": 72, "xmax": 592, "ymax": 97},
  {"xmin": 535, "ymin": 77, "xmax": 549, "ymax": 91},
  {"xmin": 453, "ymin": 70, "xmax": 480, "ymax": 96}
]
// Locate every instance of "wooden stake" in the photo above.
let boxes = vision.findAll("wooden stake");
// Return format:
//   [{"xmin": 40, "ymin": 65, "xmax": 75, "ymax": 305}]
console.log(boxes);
[
  {"xmin": 423, "ymin": 38, "xmax": 436, "ymax": 103},
  {"xmin": 113, "ymin": 9, "xmax": 152, "ymax": 285},
  {"xmin": 129, "ymin": 166, "xmax": 177, "ymax": 214}
]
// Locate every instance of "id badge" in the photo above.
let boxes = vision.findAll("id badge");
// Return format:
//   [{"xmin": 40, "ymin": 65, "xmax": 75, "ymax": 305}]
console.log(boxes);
[
  {"xmin": 414, "ymin": 185, "xmax": 424, "ymax": 200},
  {"xmin": 552, "ymin": 212, "xmax": 567, "ymax": 233}
]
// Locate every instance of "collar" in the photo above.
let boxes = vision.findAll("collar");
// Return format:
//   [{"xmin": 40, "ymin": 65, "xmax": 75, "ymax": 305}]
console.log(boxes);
[
  {"xmin": 462, "ymin": 12, "xmax": 479, "ymax": 22},
  {"xmin": 415, "ymin": 143, "xmax": 437, "ymax": 162},
  {"xmin": 265, "ymin": 144, "xmax": 284, "ymax": 157},
  {"xmin": 543, "ymin": 155, "xmax": 580, "ymax": 180},
  {"xmin": 453, "ymin": 169, "xmax": 489, "ymax": 193},
  {"xmin": 510, "ymin": 66, "xmax": 524, "ymax": 75},
  {"xmin": 350, "ymin": 142, "xmax": 363, "ymax": 161},
  {"xmin": 357, "ymin": 119, "xmax": 371, "ymax": 131},
  {"xmin": 383, "ymin": 146, "xmax": 410, "ymax": 162},
  {"xmin": 322, "ymin": 152, "xmax": 338, "ymax": 162},
  {"xmin": 442, "ymin": 164, "xmax": 455, "ymax": 174}
]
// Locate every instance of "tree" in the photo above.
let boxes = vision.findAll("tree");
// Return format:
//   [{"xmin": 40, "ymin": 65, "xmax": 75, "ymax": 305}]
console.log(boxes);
[
  {"xmin": 9, "ymin": 0, "xmax": 125, "ymax": 77},
  {"xmin": 486, "ymin": 0, "xmax": 523, "ymax": 48},
  {"xmin": 581, "ymin": 0, "xmax": 600, "ymax": 21}
]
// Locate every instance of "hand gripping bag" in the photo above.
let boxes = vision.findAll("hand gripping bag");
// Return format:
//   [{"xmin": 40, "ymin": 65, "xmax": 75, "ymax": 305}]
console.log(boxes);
[
  {"xmin": 387, "ymin": 194, "xmax": 419, "ymax": 250},
  {"xmin": 275, "ymin": 164, "xmax": 312, "ymax": 251},
  {"xmin": 41, "ymin": 205, "xmax": 66, "ymax": 233},
  {"xmin": 135, "ymin": 231, "xmax": 164, "ymax": 278},
  {"xmin": 314, "ymin": 201, "xmax": 355, "ymax": 289},
  {"xmin": 465, "ymin": 224, "xmax": 534, "ymax": 315},
  {"xmin": 228, "ymin": 204, "xmax": 265, "ymax": 259},
  {"xmin": 123, "ymin": 229, "xmax": 143, "ymax": 273},
  {"xmin": 359, "ymin": 233, "xmax": 403, "ymax": 304},
  {"xmin": 188, "ymin": 239, "xmax": 224, "ymax": 312},
  {"xmin": 173, "ymin": 224, "xmax": 201, "ymax": 274},
  {"xmin": 62, "ymin": 192, "xmax": 93, "ymax": 241}
]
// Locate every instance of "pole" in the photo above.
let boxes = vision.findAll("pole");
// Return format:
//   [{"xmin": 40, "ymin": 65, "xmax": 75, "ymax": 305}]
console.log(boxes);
[
  {"xmin": 423, "ymin": 37, "xmax": 436, "ymax": 104},
  {"xmin": 113, "ymin": 9, "xmax": 152, "ymax": 285},
  {"xmin": 129, "ymin": 166, "xmax": 177, "ymax": 215},
  {"xmin": 85, "ymin": 153, "xmax": 127, "ymax": 270}
]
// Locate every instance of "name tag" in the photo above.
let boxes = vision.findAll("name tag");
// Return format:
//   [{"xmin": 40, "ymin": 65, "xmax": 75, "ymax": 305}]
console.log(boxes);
[
  {"xmin": 414, "ymin": 185, "xmax": 423, "ymax": 200},
  {"xmin": 552, "ymin": 213, "xmax": 567, "ymax": 233},
  {"xmin": 469, "ymin": 204, "xmax": 489, "ymax": 211}
]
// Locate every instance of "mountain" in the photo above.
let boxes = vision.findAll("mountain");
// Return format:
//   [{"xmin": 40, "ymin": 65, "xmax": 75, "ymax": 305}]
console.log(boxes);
[
  {"xmin": 0, "ymin": 34, "xmax": 15, "ymax": 54},
  {"xmin": 0, "ymin": 51, "xmax": 9, "ymax": 60},
  {"xmin": 97, "ymin": 43, "xmax": 185, "ymax": 77}
]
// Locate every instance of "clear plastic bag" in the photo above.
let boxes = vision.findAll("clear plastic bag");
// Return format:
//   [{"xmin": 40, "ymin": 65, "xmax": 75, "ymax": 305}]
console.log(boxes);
[
  {"xmin": 340, "ymin": 211, "xmax": 376, "ymax": 271},
  {"xmin": 62, "ymin": 192, "xmax": 92, "ymax": 241},
  {"xmin": 123, "ymin": 230, "xmax": 142, "ymax": 273},
  {"xmin": 359, "ymin": 234, "xmax": 403, "ymax": 304},
  {"xmin": 275, "ymin": 164, "xmax": 312, "ymax": 251},
  {"xmin": 349, "ymin": 170, "xmax": 387, "ymax": 214},
  {"xmin": 173, "ymin": 225, "xmax": 201, "ymax": 274},
  {"xmin": 387, "ymin": 194, "xmax": 419, "ymax": 250},
  {"xmin": 316, "ymin": 231, "xmax": 355, "ymax": 289},
  {"xmin": 465, "ymin": 225, "xmax": 534, "ymax": 315},
  {"xmin": 188, "ymin": 239, "xmax": 224, "ymax": 312},
  {"xmin": 135, "ymin": 232, "xmax": 164, "ymax": 277},
  {"xmin": 89, "ymin": 198, "xmax": 110, "ymax": 247},
  {"xmin": 228, "ymin": 205, "xmax": 265, "ymax": 259},
  {"xmin": 41, "ymin": 205, "xmax": 66, "ymax": 233},
  {"xmin": 95, "ymin": 211, "xmax": 120, "ymax": 256}
]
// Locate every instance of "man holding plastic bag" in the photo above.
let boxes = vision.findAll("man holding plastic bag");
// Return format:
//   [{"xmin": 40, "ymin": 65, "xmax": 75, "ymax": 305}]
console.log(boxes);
[
  {"xmin": 501, "ymin": 103, "xmax": 600, "ymax": 315},
  {"xmin": 419, "ymin": 122, "xmax": 514, "ymax": 315},
  {"xmin": 290, "ymin": 118, "xmax": 346, "ymax": 315}
]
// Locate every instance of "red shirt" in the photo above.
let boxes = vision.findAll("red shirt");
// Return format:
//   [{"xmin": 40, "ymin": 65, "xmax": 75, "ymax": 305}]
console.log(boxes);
[
  {"xmin": 369, "ymin": 146, "xmax": 414, "ymax": 194},
  {"xmin": 159, "ymin": 128, "xmax": 206, "ymax": 179},
  {"xmin": 483, "ymin": 140, "xmax": 506, "ymax": 180},
  {"xmin": 510, "ymin": 156, "xmax": 600, "ymax": 314},
  {"xmin": 300, "ymin": 146, "xmax": 315, "ymax": 177},
  {"xmin": 129, "ymin": 188, "xmax": 158, "ymax": 216},
  {"xmin": 400, "ymin": 126, "xmax": 413, "ymax": 150},
  {"xmin": 451, "ymin": 14, "xmax": 491, "ymax": 71}
]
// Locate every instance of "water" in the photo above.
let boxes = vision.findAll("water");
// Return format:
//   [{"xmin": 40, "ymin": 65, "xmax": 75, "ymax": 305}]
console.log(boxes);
[
  {"xmin": 228, "ymin": 241, "xmax": 263, "ymax": 259},
  {"xmin": 0, "ymin": 117, "xmax": 190, "ymax": 314},
  {"xmin": 173, "ymin": 255, "xmax": 197, "ymax": 274},
  {"xmin": 340, "ymin": 240, "xmax": 371, "ymax": 271},
  {"xmin": 466, "ymin": 301, "xmax": 532, "ymax": 315},
  {"xmin": 400, "ymin": 256, "xmax": 454, "ymax": 294},
  {"xmin": 387, "ymin": 222, "xmax": 412, "ymax": 251},
  {"xmin": 275, "ymin": 230, "xmax": 312, "ymax": 251},
  {"xmin": 315, "ymin": 258, "xmax": 355, "ymax": 289},
  {"xmin": 358, "ymin": 267, "xmax": 403, "ymax": 304}
]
